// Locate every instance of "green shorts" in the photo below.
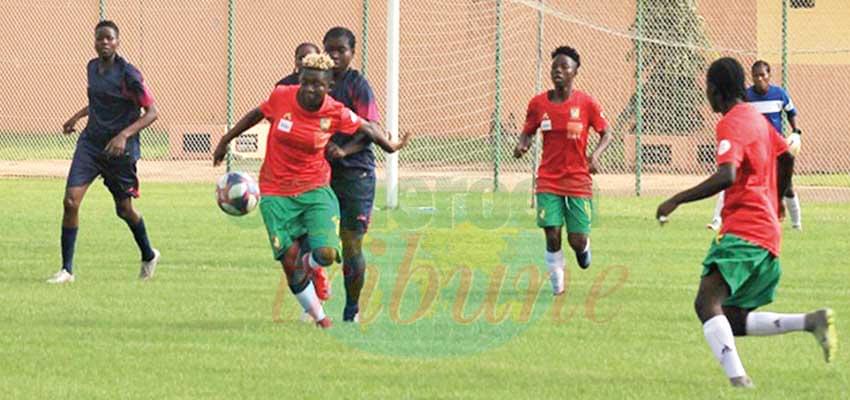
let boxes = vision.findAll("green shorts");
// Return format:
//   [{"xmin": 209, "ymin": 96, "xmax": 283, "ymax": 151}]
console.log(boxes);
[
  {"xmin": 259, "ymin": 187, "xmax": 341, "ymax": 261},
  {"xmin": 536, "ymin": 193, "xmax": 592, "ymax": 234},
  {"xmin": 702, "ymin": 234, "xmax": 782, "ymax": 309}
]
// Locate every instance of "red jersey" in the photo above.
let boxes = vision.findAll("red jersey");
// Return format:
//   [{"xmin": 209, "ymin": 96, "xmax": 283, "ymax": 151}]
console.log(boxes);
[
  {"xmin": 716, "ymin": 103, "xmax": 789, "ymax": 256},
  {"xmin": 258, "ymin": 85, "xmax": 362, "ymax": 196},
  {"xmin": 522, "ymin": 89, "xmax": 608, "ymax": 197}
]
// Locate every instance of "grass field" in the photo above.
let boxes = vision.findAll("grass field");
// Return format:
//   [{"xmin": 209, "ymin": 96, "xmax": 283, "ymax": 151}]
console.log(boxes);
[{"xmin": 1, "ymin": 178, "xmax": 848, "ymax": 399}]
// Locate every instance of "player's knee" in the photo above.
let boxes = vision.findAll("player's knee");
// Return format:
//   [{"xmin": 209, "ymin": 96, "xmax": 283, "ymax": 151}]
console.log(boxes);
[
  {"xmin": 62, "ymin": 195, "xmax": 80, "ymax": 213},
  {"xmin": 567, "ymin": 235, "xmax": 588, "ymax": 252},
  {"xmin": 282, "ymin": 243, "xmax": 301, "ymax": 270},
  {"xmin": 340, "ymin": 232, "xmax": 364, "ymax": 257},
  {"xmin": 115, "ymin": 204, "xmax": 133, "ymax": 221},
  {"xmin": 312, "ymin": 248, "xmax": 337, "ymax": 267},
  {"xmin": 343, "ymin": 255, "xmax": 366, "ymax": 277}
]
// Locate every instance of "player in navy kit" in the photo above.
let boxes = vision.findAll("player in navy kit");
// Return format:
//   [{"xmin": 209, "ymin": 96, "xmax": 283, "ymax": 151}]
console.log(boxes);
[
  {"xmin": 276, "ymin": 42, "xmax": 319, "ymax": 86},
  {"xmin": 48, "ymin": 20, "xmax": 160, "ymax": 284}
]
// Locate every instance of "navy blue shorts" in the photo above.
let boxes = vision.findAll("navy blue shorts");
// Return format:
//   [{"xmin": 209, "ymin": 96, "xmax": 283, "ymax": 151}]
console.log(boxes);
[
  {"xmin": 66, "ymin": 141, "xmax": 140, "ymax": 200},
  {"xmin": 331, "ymin": 169, "xmax": 376, "ymax": 234}
]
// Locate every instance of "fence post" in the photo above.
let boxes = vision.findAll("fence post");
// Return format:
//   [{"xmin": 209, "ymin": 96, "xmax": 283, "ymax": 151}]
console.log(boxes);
[
  {"xmin": 225, "ymin": 0, "xmax": 235, "ymax": 172},
  {"xmin": 635, "ymin": 0, "xmax": 645, "ymax": 196},
  {"xmin": 385, "ymin": 0, "xmax": 401, "ymax": 209},
  {"xmin": 531, "ymin": 0, "xmax": 544, "ymax": 207},
  {"xmin": 361, "ymin": 0, "xmax": 370, "ymax": 77},
  {"xmin": 493, "ymin": 0, "xmax": 504, "ymax": 192},
  {"xmin": 781, "ymin": 0, "xmax": 789, "ymax": 135},
  {"xmin": 99, "ymin": 0, "xmax": 106, "ymax": 20}
]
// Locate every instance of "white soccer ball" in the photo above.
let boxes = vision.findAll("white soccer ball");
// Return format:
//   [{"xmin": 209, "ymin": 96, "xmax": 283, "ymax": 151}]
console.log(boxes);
[{"xmin": 216, "ymin": 171, "xmax": 260, "ymax": 216}]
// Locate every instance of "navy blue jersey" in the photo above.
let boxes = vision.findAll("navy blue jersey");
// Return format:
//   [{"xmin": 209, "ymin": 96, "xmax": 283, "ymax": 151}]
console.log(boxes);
[
  {"xmin": 276, "ymin": 72, "xmax": 299, "ymax": 86},
  {"xmin": 746, "ymin": 84, "xmax": 797, "ymax": 135},
  {"xmin": 79, "ymin": 55, "xmax": 154, "ymax": 160},
  {"xmin": 328, "ymin": 69, "xmax": 381, "ymax": 174}
]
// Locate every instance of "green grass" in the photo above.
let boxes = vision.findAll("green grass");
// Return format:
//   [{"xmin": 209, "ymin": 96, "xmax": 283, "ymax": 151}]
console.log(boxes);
[
  {"xmin": 1, "ymin": 178, "xmax": 848, "ymax": 399},
  {"xmin": 0, "ymin": 130, "xmax": 170, "ymax": 160}
]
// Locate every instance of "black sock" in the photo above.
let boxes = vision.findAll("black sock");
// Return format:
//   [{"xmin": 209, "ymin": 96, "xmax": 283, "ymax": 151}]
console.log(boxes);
[{"xmin": 61, "ymin": 226, "xmax": 78, "ymax": 273}]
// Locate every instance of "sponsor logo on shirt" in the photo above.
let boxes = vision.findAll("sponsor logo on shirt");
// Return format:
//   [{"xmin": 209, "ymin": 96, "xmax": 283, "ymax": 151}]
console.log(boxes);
[
  {"xmin": 277, "ymin": 118, "xmax": 293, "ymax": 133},
  {"xmin": 540, "ymin": 112, "xmax": 552, "ymax": 131},
  {"xmin": 717, "ymin": 139, "xmax": 731, "ymax": 156}
]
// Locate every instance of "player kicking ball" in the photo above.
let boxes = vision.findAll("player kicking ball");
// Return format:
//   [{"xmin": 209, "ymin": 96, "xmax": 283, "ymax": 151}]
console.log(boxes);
[
  {"xmin": 213, "ymin": 53, "xmax": 407, "ymax": 328},
  {"xmin": 657, "ymin": 57, "xmax": 836, "ymax": 388},
  {"xmin": 514, "ymin": 46, "xmax": 612, "ymax": 296}
]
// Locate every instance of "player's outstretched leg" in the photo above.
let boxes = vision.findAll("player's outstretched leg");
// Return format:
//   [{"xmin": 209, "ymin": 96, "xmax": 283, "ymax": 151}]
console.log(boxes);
[
  {"xmin": 341, "ymin": 230, "xmax": 366, "ymax": 322},
  {"xmin": 707, "ymin": 191, "xmax": 724, "ymax": 231},
  {"xmin": 695, "ymin": 269, "xmax": 753, "ymax": 388},
  {"xmin": 48, "ymin": 185, "xmax": 90, "ymax": 284},
  {"xmin": 744, "ymin": 308, "xmax": 837, "ymax": 362},
  {"xmin": 115, "ymin": 197, "xmax": 159, "ymax": 280},
  {"xmin": 543, "ymin": 227, "xmax": 565, "ymax": 295},
  {"xmin": 283, "ymin": 247, "xmax": 331, "ymax": 329}
]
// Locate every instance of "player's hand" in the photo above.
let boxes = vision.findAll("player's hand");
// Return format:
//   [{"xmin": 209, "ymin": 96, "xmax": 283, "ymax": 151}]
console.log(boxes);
[
  {"xmin": 395, "ymin": 130, "xmax": 412, "ymax": 151},
  {"xmin": 105, "ymin": 134, "xmax": 128, "ymax": 157},
  {"xmin": 588, "ymin": 155, "xmax": 601, "ymax": 174},
  {"xmin": 513, "ymin": 142, "xmax": 530, "ymax": 158},
  {"xmin": 326, "ymin": 142, "xmax": 346, "ymax": 159},
  {"xmin": 62, "ymin": 118, "xmax": 78, "ymax": 134},
  {"xmin": 778, "ymin": 198, "xmax": 786, "ymax": 221},
  {"xmin": 212, "ymin": 141, "xmax": 229, "ymax": 166},
  {"xmin": 786, "ymin": 132, "xmax": 801, "ymax": 156},
  {"xmin": 656, "ymin": 198, "xmax": 678, "ymax": 225}
]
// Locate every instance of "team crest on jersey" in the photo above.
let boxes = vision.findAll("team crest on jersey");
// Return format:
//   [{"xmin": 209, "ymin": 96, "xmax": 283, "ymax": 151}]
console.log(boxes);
[
  {"xmin": 540, "ymin": 113, "xmax": 552, "ymax": 131},
  {"xmin": 320, "ymin": 118, "xmax": 331, "ymax": 131},
  {"xmin": 570, "ymin": 107, "xmax": 581, "ymax": 120}
]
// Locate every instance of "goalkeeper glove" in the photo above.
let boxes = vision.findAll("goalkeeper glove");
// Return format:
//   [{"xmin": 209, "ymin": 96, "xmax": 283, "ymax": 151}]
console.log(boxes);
[{"xmin": 786, "ymin": 129, "xmax": 801, "ymax": 156}]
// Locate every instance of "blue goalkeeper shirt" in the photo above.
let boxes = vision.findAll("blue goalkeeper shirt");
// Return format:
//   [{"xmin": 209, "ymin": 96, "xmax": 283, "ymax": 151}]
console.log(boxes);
[{"xmin": 746, "ymin": 84, "xmax": 797, "ymax": 135}]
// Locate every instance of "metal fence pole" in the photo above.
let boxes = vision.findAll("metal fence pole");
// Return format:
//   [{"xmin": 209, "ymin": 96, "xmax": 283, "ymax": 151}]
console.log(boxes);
[
  {"xmin": 493, "ymin": 0, "xmax": 504, "ymax": 192},
  {"xmin": 635, "ymin": 0, "xmax": 645, "ymax": 196},
  {"xmin": 361, "ymin": 0, "xmax": 370, "ymax": 77},
  {"xmin": 781, "ymin": 0, "xmax": 789, "ymax": 135},
  {"xmin": 531, "ymin": 0, "xmax": 544, "ymax": 207},
  {"xmin": 225, "ymin": 0, "xmax": 235, "ymax": 172}
]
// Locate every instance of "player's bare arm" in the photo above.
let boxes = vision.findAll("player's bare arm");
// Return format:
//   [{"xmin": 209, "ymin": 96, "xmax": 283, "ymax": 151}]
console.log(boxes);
[
  {"xmin": 589, "ymin": 129, "xmax": 612, "ymax": 174},
  {"xmin": 62, "ymin": 107, "xmax": 89, "ymax": 134},
  {"xmin": 514, "ymin": 133, "xmax": 533, "ymax": 158},
  {"xmin": 213, "ymin": 107, "xmax": 264, "ymax": 166},
  {"xmin": 105, "ymin": 104, "xmax": 159, "ymax": 157},
  {"xmin": 657, "ymin": 163, "xmax": 735, "ymax": 222},
  {"xmin": 359, "ymin": 121, "xmax": 410, "ymax": 153}
]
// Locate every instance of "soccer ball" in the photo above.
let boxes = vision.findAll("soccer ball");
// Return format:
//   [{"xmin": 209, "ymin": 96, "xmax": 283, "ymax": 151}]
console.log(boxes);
[{"xmin": 216, "ymin": 171, "xmax": 260, "ymax": 216}]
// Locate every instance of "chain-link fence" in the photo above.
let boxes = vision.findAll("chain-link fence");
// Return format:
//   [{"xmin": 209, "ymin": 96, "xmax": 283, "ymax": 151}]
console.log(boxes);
[{"xmin": 1, "ymin": 1, "xmax": 848, "ymax": 202}]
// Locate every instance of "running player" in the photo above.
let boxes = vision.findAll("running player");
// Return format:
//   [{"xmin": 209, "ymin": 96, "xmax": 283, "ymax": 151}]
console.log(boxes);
[
  {"xmin": 657, "ymin": 57, "xmax": 835, "ymax": 388},
  {"xmin": 48, "ymin": 20, "xmax": 160, "ymax": 284},
  {"xmin": 514, "ymin": 46, "xmax": 612, "ymax": 296},
  {"xmin": 708, "ymin": 60, "xmax": 803, "ymax": 231},
  {"xmin": 213, "ymin": 53, "xmax": 407, "ymax": 328}
]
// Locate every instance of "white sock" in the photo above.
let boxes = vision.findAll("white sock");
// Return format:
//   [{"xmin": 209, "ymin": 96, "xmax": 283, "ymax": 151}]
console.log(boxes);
[
  {"xmin": 305, "ymin": 252, "xmax": 322, "ymax": 270},
  {"xmin": 745, "ymin": 312, "xmax": 806, "ymax": 336},
  {"xmin": 785, "ymin": 195, "xmax": 801, "ymax": 226},
  {"xmin": 712, "ymin": 191, "xmax": 724, "ymax": 222},
  {"xmin": 545, "ymin": 250, "xmax": 565, "ymax": 292},
  {"xmin": 294, "ymin": 281, "xmax": 326, "ymax": 321},
  {"xmin": 703, "ymin": 315, "xmax": 747, "ymax": 379}
]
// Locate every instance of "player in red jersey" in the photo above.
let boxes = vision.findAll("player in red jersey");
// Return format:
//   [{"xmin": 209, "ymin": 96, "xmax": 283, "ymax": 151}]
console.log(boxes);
[
  {"xmin": 213, "ymin": 53, "xmax": 408, "ymax": 328},
  {"xmin": 657, "ymin": 58, "xmax": 836, "ymax": 388},
  {"xmin": 514, "ymin": 46, "xmax": 612, "ymax": 296}
]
